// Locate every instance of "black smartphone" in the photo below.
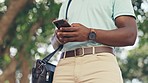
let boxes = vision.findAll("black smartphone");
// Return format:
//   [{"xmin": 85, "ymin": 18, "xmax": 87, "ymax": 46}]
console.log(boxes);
[{"xmin": 52, "ymin": 19, "xmax": 71, "ymax": 29}]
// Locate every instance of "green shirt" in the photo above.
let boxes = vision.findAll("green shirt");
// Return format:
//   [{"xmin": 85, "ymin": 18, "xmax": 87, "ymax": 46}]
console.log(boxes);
[{"xmin": 58, "ymin": 0, "xmax": 135, "ymax": 51}]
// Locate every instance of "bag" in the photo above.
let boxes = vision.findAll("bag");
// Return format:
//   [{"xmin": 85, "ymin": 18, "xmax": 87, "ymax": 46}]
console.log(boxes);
[
  {"xmin": 32, "ymin": 60, "xmax": 55, "ymax": 83},
  {"xmin": 32, "ymin": 45, "xmax": 63, "ymax": 83}
]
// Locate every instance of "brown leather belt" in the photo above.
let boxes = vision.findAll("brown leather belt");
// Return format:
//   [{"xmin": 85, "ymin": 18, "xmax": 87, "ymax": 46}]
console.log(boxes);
[{"xmin": 61, "ymin": 46, "xmax": 114, "ymax": 59}]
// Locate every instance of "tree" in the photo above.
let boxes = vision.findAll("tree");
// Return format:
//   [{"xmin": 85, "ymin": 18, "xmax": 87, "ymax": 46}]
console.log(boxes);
[{"xmin": 0, "ymin": 0, "xmax": 61, "ymax": 83}]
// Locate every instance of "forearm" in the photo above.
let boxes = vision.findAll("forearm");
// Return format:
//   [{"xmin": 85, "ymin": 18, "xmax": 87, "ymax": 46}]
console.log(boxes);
[
  {"xmin": 94, "ymin": 27, "xmax": 137, "ymax": 47},
  {"xmin": 56, "ymin": 16, "xmax": 137, "ymax": 46}
]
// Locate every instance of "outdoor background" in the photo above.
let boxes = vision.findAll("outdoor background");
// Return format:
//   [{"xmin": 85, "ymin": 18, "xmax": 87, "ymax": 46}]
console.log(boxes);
[{"xmin": 0, "ymin": 0, "xmax": 148, "ymax": 83}]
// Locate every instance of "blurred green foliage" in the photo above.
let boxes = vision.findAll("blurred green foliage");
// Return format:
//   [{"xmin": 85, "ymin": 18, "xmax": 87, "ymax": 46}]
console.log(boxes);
[
  {"xmin": 119, "ymin": 0, "xmax": 148, "ymax": 82},
  {"xmin": 0, "ymin": 1, "xmax": 61, "ymax": 82},
  {"xmin": 0, "ymin": 0, "xmax": 148, "ymax": 83}
]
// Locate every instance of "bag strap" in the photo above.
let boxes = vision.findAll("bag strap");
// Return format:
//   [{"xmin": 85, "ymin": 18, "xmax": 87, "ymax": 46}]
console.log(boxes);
[
  {"xmin": 65, "ymin": 0, "xmax": 72, "ymax": 20},
  {"xmin": 42, "ymin": 45, "xmax": 63, "ymax": 63}
]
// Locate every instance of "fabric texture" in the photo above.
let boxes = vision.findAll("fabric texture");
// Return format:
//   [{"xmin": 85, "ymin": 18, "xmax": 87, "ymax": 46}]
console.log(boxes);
[{"xmin": 53, "ymin": 53, "xmax": 123, "ymax": 83}]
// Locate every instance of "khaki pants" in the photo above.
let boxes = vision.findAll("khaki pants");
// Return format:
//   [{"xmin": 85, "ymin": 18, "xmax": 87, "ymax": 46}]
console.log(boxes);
[{"xmin": 53, "ymin": 53, "xmax": 123, "ymax": 83}]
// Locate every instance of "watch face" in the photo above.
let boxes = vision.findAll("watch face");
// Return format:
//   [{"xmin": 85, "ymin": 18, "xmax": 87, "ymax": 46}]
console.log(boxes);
[{"xmin": 89, "ymin": 32, "xmax": 96, "ymax": 40}]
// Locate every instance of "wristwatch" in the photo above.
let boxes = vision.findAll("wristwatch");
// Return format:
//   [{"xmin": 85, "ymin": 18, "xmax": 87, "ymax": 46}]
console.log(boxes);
[{"xmin": 88, "ymin": 28, "xmax": 97, "ymax": 40}]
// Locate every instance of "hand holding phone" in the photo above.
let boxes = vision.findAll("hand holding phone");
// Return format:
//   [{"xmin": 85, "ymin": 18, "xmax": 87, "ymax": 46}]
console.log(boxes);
[{"xmin": 52, "ymin": 19, "xmax": 71, "ymax": 29}]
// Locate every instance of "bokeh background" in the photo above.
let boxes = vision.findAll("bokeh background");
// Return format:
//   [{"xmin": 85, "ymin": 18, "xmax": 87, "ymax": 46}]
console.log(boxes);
[{"xmin": 0, "ymin": 0, "xmax": 148, "ymax": 83}]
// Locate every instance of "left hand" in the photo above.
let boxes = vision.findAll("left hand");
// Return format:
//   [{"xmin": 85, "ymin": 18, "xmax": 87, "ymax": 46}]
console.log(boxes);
[{"xmin": 56, "ymin": 23, "xmax": 90, "ymax": 44}]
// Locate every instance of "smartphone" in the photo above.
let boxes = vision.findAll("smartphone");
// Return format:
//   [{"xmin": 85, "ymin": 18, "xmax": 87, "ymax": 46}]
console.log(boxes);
[{"xmin": 52, "ymin": 19, "xmax": 71, "ymax": 29}]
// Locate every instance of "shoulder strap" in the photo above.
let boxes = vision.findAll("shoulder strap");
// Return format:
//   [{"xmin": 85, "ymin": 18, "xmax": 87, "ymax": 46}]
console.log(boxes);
[
  {"xmin": 65, "ymin": 0, "xmax": 72, "ymax": 19},
  {"xmin": 42, "ymin": 45, "xmax": 63, "ymax": 63}
]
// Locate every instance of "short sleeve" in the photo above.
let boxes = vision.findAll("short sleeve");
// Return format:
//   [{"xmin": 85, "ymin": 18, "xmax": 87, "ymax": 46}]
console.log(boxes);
[{"xmin": 113, "ymin": 0, "xmax": 136, "ymax": 19}]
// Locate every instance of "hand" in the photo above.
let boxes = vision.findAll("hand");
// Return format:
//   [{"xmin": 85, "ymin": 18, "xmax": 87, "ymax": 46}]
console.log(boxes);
[{"xmin": 56, "ymin": 23, "xmax": 90, "ymax": 44}]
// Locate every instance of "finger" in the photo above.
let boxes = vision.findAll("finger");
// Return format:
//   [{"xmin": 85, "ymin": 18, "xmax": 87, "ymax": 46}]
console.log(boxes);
[
  {"xmin": 58, "ymin": 37, "xmax": 67, "ymax": 44},
  {"xmin": 62, "ymin": 37, "xmax": 78, "ymax": 42},
  {"xmin": 56, "ymin": 30, "xmax": 71, "ymax": 44},
  {"xmin": 55, "ymin": 30, "xmax": 60, "ymax": 36},
  {"xmin": 63, "ymin": 32, "xmax": 78, "ymax": 37},
  {"xmin": 60, "ymin": 27, "xmax": 77, "ymax": 32},
  {"xmin": 58, "ymin": 32, "xmax": 78, "ymax": 39}
]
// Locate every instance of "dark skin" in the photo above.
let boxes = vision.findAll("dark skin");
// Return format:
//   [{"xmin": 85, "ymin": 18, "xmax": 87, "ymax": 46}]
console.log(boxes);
[{"xmin": 56, "ymin": 16, "xmax": 137, "ymax": 47}]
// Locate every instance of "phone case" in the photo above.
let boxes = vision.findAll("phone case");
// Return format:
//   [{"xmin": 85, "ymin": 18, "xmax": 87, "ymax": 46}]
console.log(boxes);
[{"xmin": 52, "ymin": 19, "xmax": 71, "ymax": 29}]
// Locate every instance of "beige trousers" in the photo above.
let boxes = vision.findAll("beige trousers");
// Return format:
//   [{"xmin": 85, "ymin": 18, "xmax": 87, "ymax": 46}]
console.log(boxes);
[{"xmin": 53, "ymin": 53, "xmax": 123, "ymax": 83}]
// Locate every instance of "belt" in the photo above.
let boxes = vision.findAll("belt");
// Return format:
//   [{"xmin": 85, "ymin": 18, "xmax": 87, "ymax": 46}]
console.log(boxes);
[{"xmin": 61, "ymin": 46, "xmax": 114, "ymax": 59}]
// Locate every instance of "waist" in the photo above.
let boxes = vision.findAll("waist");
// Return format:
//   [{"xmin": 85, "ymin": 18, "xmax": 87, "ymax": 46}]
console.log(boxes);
[
  {"xmin": 61, "ymin": 46, "xmax": 114, "ymax": 59},
  {"xmin": 61, "ymin": 41, "xmax": 101, "ymax": 52}
]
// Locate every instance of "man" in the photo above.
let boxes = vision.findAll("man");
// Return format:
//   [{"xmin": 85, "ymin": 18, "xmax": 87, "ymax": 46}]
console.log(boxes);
[{"xmin": 51, "ymin": 0, "xmax": 137, "ymax": 83}]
